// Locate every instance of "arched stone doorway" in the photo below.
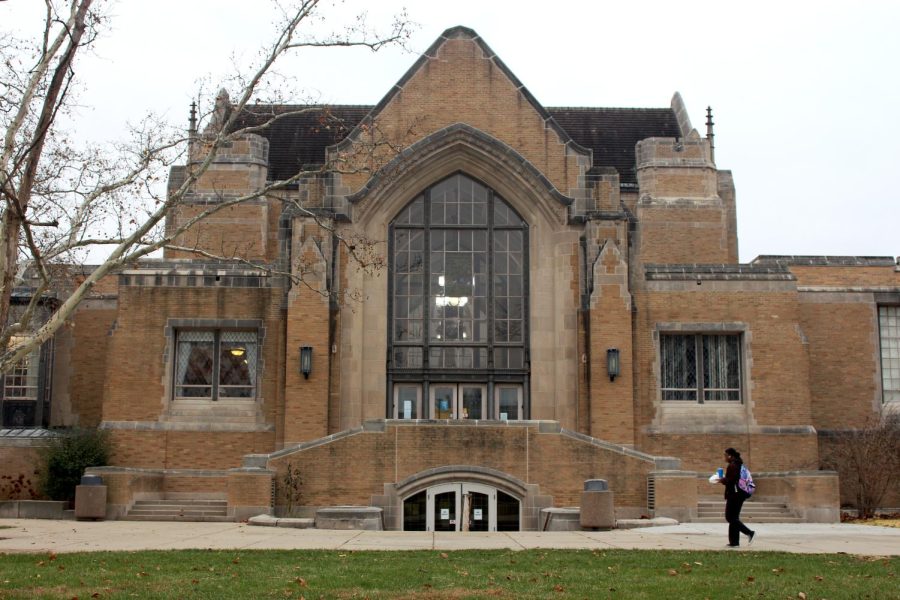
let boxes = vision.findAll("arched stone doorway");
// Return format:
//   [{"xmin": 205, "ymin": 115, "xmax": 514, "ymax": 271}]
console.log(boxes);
[{"xmin": 380, "ymin": 465, "xmax": 550, "ymax": 531}]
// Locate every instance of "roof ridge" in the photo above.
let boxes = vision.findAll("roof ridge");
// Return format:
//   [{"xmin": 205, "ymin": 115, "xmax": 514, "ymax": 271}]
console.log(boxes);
[{"xmin": 548, "ymin": 106, "xmax": 673, "ymax": 112}]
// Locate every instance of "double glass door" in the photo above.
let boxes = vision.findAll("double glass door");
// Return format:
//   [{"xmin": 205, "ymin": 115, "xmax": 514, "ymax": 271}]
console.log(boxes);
[
  {"xmin": 401, "ymin": 483, "xmax": 521, "ymax": 531},
  {"xmin": 429, "ymin": 483, "xmax": 496, "ymax": 531},
  {"xmin": 431, "ymin": 384, "xmax": 486, "ymax": 419}
]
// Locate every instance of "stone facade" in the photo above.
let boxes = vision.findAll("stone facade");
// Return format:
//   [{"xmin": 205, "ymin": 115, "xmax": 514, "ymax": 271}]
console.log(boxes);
[{"xmin": 2, "ymin": 27, "xmax": 897, "ymax": 522}]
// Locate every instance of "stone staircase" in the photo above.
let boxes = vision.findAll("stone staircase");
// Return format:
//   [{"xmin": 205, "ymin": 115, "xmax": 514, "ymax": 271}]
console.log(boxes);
[
  {"xmin": 123, "ymin": 498, "xmax": 230, "ymax": 522},
  {"xmin": 695, "ymin": 498, "xmax": 802, "ymax": 523}
]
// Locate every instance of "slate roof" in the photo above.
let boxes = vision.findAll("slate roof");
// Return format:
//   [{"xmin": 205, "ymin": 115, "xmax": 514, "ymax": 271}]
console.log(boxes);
[
  {"xmin": 547, "ymin": 107, "xmax": 681, "ymax": 185},
  {"xmin": 232, "ymin": 105, "xmax": 681, "ymax": 186}
]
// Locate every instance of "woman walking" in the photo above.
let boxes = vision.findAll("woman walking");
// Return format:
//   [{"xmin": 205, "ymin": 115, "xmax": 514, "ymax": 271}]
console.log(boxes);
[{"xmin": 719, "ymin": 447, "xmax": 755, "ymax": 547}]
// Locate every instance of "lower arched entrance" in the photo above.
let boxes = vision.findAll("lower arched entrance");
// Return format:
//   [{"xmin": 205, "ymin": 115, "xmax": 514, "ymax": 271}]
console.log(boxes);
[{"xmin": 403, "ymin": 483, "xmax": 521, "ymax": 532}]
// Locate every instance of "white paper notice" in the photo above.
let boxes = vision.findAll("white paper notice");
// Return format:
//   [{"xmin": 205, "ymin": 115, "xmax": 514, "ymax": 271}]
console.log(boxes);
[
  {"xmin": 500, "ymin": 412, "xmax": 508, "ymax": 421},
  {"xmin": 473, "ymin": 508, "xmax": 483, "ymax": 520},
  {"xmin": 441, "ymin": 508, "xmax": 449, "ymax": 520},
  {"xmin": 403, "ymin": 400, "xmax": 412, "ymax": 419}
]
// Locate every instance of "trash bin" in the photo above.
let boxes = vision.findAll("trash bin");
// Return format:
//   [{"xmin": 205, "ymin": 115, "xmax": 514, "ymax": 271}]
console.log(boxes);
[
  {"xmin": 580, "ymin": 479, "xmax": 615, "ymax": 529},
  {"xmin": 74, "ymin": 474, "xmax": 107, "ymax": 520}
]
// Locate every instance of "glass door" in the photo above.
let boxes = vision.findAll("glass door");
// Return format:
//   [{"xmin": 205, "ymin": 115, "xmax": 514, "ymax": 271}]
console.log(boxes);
[
  {"xmin": 459, "ymin": 384, "xmax": 485, "ymax": 419},
  {"xmin": 429, "ymin": 384, "xmax": 486, "ymax": 419},
  {"xmin": 495, "ymin": 384, "xmax": 523, "ymax": 420},
  {"xmin": 431, "ymin": 385, "xmax": 456, "ymax": 419},
  {"xmin": 427, "ymin": 484, "xmax": 459, "ymax": 531}
]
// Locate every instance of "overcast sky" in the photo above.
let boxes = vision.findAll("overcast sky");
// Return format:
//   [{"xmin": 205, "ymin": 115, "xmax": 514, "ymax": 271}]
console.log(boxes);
[{"xmin": 5, "ymin": 0, "xmax": 898, "ymax": 263}]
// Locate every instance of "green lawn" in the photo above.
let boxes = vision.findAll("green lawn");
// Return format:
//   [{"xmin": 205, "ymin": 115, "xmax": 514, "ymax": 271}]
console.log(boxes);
[{"xmin": 0, "ymin": 549, "xmax": 894, "ymax": 599}]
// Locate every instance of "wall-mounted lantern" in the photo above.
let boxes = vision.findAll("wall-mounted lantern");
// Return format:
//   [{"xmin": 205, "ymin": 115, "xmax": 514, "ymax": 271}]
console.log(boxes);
[
  {"xmin": 299, "ymin": 346, "xmax": 313, "ymax": 379},
  {"xmin": 606, "ymin": 348, "xmax": 620, "ymax": 382}
]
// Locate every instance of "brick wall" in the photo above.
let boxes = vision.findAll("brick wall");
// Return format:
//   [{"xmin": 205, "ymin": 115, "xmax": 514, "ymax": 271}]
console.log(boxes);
[
  {"xmin": 108, "ymin": 429, "xmax": 275, "ymax": 471},
  {"xmin": 102, "ymin": 285, "xmax": 282, "ymax": 424},
  {"xmin": 0, "ymin": 444, "xmax": 45, "ymax": 499},
  {"xmin": 267, "ymin": 423, "xmax": 656, "ymax": 512}
]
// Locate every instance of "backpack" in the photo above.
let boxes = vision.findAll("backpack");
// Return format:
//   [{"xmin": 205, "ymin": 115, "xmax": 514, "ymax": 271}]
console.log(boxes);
[{"xmin": 737, "ymin": 464, "xmax": 756, "ymax": 496}]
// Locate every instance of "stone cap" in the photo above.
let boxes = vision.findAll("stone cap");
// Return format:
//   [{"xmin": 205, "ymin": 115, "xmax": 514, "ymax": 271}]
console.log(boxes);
[
  {"xmin": 645, "ymin": 263, "xmax": 795, "ymax": 281},
  {"xmin": 752, "ymin": 255, "xmax": 897, "ymax": 267}
]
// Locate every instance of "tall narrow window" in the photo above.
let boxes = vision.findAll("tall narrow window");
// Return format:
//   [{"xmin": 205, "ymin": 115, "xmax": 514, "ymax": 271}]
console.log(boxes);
[
  {"xmin": 661, "ymin": 334, "xmax": 741, "ymax": 402},
  {"xmin": 175, "ymin": 330, "xmax": 257, "ymax": 400},
  {"xmin": 389, "ymin": 173, "xmax": 529, "ymax": 416},
  {"xmin": 880, "ymin": 306, "xmax": 900, "ymax": 404}
]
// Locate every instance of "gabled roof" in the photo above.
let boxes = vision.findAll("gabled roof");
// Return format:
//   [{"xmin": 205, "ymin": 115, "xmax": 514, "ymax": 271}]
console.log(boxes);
[
  {"xmin": 233, "ymin": 104, "xmax": 680, "ymax": 186},
  {"xmin": 230, "ymin": 27, "xmax": 682, "ymax": 186}
]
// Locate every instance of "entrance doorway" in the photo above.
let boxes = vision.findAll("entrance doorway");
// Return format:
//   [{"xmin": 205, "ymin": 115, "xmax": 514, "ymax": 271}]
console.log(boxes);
[
  {"xmin": 430, "ymin": 384, "xmax": 486, "ymax": 419},
  {"xmin": 403, "ymin": 483, "xmax": 521, "ymax": 531}
]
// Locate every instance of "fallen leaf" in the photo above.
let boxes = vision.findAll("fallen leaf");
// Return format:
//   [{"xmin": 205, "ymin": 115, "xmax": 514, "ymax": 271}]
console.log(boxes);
[
  {"xmin": 746, "ymin": 576, "xmax": 755, "ymax": 582},
  {"xmin": 295, "ymin": 577, "xmax": 307, "ymax": 587},
  {"xmin": 798, "ymin": 593, "xmax": 807, "ymax": 599},
  {"xmin": 553, "ymin": 584, "xmax": 565, "ymax": 592},
  {"xmin": 814, "ymin": 576, "xmax": 823, "ymax": 581},
  {"xmin": 439, "ymin": 552, "xmax": 448, "ymax": 559},
  {"xmin": 694, "ymin": 561, "xmax": 703, "ymax": 566},
  {"xmin": 668, "ymin": 569, "xmax": 678, "ymax": 576}
]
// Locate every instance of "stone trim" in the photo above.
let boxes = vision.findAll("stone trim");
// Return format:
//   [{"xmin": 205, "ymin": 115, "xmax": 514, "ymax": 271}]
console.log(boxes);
[
  {"xmin": 558, "ymin": 428, "xmax": 677, "ymax": 467},
  {"xmin": 343, "ymin": 123, "xmax": 575, "ymax": 208},
  {"xmin": 645, "ymin": 264, "xmax": 795, "ymax": 282},
  {"xmin": 753, "ymin": 255, "xmax": 897, "ymax": 267},
  {"xmin": 100, "ymin": 420, "xmax": 274, "ymax": 433}
]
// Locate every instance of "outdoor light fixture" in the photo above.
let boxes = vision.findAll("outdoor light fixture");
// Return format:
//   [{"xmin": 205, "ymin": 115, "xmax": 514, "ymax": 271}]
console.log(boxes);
[
  {"xmin": 229, "ymin": 347, "xmax": 245, "ymax": 357},
  {"xmin": 299, "ymin": 345, "xmax": 313, "ymax": 379},
  {"xmin": 606, "ymin": 348, "xmax": 620, "ymax": 382}
]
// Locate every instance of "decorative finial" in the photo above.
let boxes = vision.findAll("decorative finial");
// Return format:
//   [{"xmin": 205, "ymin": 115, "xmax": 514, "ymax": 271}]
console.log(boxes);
[
  {"xmin": 188, "ymin": 101, "xmax": 198, "ymax": 138},
  {"xmin": 705, "ymin": 106, "xmax": 715, "ymax": 164}
]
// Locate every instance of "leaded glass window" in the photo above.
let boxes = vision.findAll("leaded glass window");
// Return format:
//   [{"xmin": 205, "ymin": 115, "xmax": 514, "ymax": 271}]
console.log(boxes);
[
  {"xmin": 389, "ymin": 173, "xmax": 528, "ymax": 375},
  {"xmin": 661, "ymin": 334, "xmax": 741, "ymax": 402},
  {"xmin": 880, "ymin": 306, "xmax": 900, "ymax": 404},
  {"xmin": 175, "ymin": 329, "xmax": 257, "ymax": 400},
  {"xmin": 1, "ymin": 338, "xmax": 45, "ymax": 427}
]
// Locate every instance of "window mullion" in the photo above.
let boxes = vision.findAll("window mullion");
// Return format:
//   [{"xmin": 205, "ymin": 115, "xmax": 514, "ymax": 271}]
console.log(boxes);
[
  {"xmin": 696, "ymin": 335, "xmax": 705, "ymax": 404},
  {"xmin": 212, "ymin": 330, "xmax": 221, "ymax": 401}
]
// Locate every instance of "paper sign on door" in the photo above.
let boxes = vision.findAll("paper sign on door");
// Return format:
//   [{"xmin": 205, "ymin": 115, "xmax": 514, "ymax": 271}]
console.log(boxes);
[
  {"xmin": 440, "ymin": 508, "xmax": 449, "ymax": 520},
  {"xmin": 473, "ymin": 508, "xmax": 483, "ymax": 520}
]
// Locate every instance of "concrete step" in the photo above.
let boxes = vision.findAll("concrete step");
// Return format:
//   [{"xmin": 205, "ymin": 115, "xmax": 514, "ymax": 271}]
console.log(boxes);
[
  {"xmin": 121, "ymin": 514, "xmax": 232, "ymax": 522},
  {"xmin": 694, "ymin": 516, "xmax": 805, "ymax": 523},
  {"xmin": 132, "ymin": 500, "xmax": 227, "ymax": 508},
  {"xmin": 128, "ymin": 508, "xmax": 227, "ymax": 516},
  {"xmin": 695, "ymin": 500, "xmax": 798, "ymax": 523},
  {"xmin": 124, "ymin": 498, "xmax": 229, "ymax": 522}
]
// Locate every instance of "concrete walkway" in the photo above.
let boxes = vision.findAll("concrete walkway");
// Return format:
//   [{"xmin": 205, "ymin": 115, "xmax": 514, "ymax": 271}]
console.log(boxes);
[{"xmin": 1, "ymin": 519, "xmax": 898, "ymax": 555}]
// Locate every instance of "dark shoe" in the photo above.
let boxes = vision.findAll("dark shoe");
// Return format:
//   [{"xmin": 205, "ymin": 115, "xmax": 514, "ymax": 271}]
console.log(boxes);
[
  {"xmin": 726, "ymin": 544, "xmax": 739, "ymax": 548},
  {"xmin": 747, "ymin": 531, "xmax": 755, "ymax": 546}
]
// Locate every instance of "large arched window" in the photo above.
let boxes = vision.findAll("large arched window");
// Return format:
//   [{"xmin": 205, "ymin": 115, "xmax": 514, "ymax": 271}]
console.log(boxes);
[{"xmin": 388, "ymin": 173, "xmax": 529, "ymax": 420}]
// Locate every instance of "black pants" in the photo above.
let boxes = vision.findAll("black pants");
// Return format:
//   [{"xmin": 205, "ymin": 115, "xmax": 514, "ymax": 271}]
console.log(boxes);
[{"xmin": 725, "ymin": 493, "xmax": 753, "ymax": 545}]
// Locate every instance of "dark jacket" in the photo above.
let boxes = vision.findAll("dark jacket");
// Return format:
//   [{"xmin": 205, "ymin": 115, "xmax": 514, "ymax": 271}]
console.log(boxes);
[{"xmin": 723, "ymin": 460, "xmax": 743, "ymax": 499}]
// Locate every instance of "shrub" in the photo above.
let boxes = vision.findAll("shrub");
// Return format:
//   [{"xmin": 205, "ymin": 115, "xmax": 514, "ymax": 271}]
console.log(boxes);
[
  {"xmin": 822, "ymin": 413, "xmax": 900, "ymax": 518},
  {"xmin": 40, "ymin": 428, "xmax": 111, "ymax": 502}
]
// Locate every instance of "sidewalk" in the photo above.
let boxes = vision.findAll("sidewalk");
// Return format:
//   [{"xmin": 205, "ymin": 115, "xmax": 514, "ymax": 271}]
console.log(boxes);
[{"xmin": 1, "ymin": 519, "xmax": 898, "ymax": 555}]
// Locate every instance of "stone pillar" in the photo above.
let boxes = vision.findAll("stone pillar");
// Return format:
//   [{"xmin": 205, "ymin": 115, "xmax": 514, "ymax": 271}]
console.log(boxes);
[
  {"xmin": 588, "ymin": 240, "xmax": 634, "ymax": 445},
  {"xmin": 650, "ymin": 470, "xmax": 698, "ymax": 522},
  {"xmin": 227, "ymin": 467, "xmax": 275, "ymax": 522},
  {"xmin": 283, "ymin": 219, "xmax": 331, "ymax": 445}
]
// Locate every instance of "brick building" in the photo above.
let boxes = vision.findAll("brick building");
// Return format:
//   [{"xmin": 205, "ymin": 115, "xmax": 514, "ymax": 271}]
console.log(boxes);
[{"xmin": 2, "ymin": 27, "xmax": 898, "ymax": 528}]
